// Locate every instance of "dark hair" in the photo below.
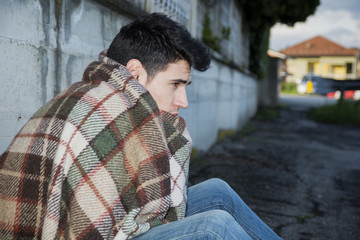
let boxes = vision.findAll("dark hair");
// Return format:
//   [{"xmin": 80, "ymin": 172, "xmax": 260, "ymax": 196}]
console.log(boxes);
[{"xmin": 107, "ymin": 13, "xmax": 211, "ymax": 78}]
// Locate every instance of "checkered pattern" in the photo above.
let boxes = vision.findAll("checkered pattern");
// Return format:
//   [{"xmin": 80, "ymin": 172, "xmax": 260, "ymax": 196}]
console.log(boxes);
[{"xmin": 0, "ymin": 51, "xmax": 192, "ymax": 239}]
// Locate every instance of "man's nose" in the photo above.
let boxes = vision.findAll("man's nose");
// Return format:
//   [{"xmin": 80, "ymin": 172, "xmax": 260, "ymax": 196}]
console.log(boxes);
[{"xmin": 174, "ymin": 88, "xmax": 188, "ymax": 109}]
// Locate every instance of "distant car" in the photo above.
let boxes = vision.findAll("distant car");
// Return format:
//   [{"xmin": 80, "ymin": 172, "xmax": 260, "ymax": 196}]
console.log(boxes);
[
  {"xmin": 296, "ymin": 74, "xmax": 318, "ymax": 94},
  {"xmin": 327, "ymin": 90, "xmax": 360, "ymax": 100},
  {"xmin": 297, "ymin": 74, "xmax": 334, "ymax": 95},
  {"xmin": 296, "ymin": 80, "xmax": 307, "ymax": 94}
]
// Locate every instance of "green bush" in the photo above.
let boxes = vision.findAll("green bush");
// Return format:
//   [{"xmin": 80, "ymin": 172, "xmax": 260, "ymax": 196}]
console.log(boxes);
[
  {"xmin": 280, "ymin": 82, "xmax": 298, "ymax": 94},
  {"xmin": 217, "ymin": 129, "xmax": 237, "ymax": 142},
  {"xmin": 254, "ymin": 108, "xmax": 279, "ymax": 121},
  {"xmin": 309, "ymin": 100, "xmax": 360, "ymax": 126}
]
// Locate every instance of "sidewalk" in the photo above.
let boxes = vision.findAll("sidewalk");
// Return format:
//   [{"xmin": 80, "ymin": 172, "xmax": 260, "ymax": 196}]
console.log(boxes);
[{"xmin": 189, "ymin": 97, "xmax": 360, "ymax": 240}]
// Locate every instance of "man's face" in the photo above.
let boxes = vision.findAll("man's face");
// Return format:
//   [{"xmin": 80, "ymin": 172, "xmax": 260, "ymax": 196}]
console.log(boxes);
[{"xmin": 141, "ymin": 60, "xmax": 191, "ymax": 115}]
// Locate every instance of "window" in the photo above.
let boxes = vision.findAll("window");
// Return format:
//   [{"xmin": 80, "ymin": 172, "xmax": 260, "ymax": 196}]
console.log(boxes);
[
  {"xmin": 346, "ymin": 63, "xmax": 353, "ymax": 74},
  {"xmin": 308, "ymin": 62, "xmax": 314, "ymax": 73}
]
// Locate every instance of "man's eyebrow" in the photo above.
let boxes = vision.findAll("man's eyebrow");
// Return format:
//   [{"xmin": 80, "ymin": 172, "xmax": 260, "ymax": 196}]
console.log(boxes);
[{"xmin": 170, "ymin": 79, "xmax": 192, "ymax": 85}]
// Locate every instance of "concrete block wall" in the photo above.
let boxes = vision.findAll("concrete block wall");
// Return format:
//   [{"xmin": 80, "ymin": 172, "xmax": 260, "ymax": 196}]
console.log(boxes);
[
  {"xmin": 0, "ymin": 0, "xmax": 258, "ymax": 153},
  {"xmin": 182, "ymin": 59, "xmax": 258, "ymax": 150},
  {"xmin": 0, "ymin": 0, "xmax": 131, "ymax": 153}
]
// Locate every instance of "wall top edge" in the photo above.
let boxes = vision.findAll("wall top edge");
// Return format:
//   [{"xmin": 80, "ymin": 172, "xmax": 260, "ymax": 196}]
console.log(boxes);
[{"xmin": 93, "ymin": 0, "xmax": 147, "ymax": 18}]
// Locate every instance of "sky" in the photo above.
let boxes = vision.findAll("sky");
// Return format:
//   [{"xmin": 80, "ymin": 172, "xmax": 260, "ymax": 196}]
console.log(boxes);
[{"xmin": 269, "ymin": 0, "xmax": 360, "ymax": 51}]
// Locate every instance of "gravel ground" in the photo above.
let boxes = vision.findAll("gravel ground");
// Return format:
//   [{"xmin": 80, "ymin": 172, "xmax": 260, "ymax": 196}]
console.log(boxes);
[{"xmin": 189, "ymin": 99, "xmax": 360, "ymax": 240}]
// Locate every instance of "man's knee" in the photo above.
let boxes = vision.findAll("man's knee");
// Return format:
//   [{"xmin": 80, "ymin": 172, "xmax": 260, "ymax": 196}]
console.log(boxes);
[
  {"xmin": 187, "ymin": 178, "xmax": 244, "ymax": 218},
  {"xmin": 208, "ymin": 209, "xmax": 234, "ymax": 222},
  {"xmin": 206, "ymin": 178, "xmax": 230, "ymax": 190},
  {"xmin": 202, "ymin": 178, "xmax": 235, "ymax": 198},
  {"xmin": 201, "ymin": 210, "xmax": 236, "ymax": 230},
  {"xmin": 199, "ymin": 210, "xmax": 249, "ymax": 239},
  {"xmin": 189, "ymin": 178, "xmax": 237, "ymax": 203}
]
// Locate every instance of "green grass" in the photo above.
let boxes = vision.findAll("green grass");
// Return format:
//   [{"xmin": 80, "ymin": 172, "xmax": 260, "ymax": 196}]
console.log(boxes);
[
  {"xmin": 297, "ymin": 214, "xmax": 313, "ymax": 224},
  {"xmin": 254, "ymin": 108, "xmax": 279, "ymax": 121},
  {"xmin": 277, "ymin": 102, "xmax": 289, "ymax": 109},
  {"xmin": 280, "ymin": 82, "xmax": 298, "ymax": 94},
  {"xmin": 216, "ymin": 129, "xmax": 238, "ymax": 143},
  {"xmin": 190, "ymin": 147, "xmax": 199, "ymax": 160},
  {"xmin": 239, "ymin": 123, "xmax": 255, "ymax": 136},
  {"xmin": 309, "ymin": 100, "xmax": 360, "ymax": 126}
]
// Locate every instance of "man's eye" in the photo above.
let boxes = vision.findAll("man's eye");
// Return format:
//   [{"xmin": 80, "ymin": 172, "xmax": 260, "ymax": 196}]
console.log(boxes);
[{"xmin": 172, "ymin": 82, "xmax": 180, "ymax": 88}]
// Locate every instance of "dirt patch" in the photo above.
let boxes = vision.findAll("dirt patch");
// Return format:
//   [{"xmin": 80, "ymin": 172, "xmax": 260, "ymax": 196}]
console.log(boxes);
[{"xmin": 189, "ymin": 103, "xmax": 360, "ymax": 240}]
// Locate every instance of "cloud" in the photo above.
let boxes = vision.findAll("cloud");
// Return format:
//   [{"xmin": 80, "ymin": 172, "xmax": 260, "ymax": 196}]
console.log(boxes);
[
  {"xmin": 325, "ymin": 27, "xmax": 353, "ymax": 37},
  {"xmin": 270, "ymin": 1, "xmax": 360, "ymax": 51},
  {"xmin": 320, "ymin": 0, "xmax": 360, "ymax": 20}
]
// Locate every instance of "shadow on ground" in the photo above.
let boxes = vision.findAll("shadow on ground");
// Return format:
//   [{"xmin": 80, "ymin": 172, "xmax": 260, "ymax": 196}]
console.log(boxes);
[{"xmin": 189, "ymin": 102, "xmax": 360, "ymax": 240}]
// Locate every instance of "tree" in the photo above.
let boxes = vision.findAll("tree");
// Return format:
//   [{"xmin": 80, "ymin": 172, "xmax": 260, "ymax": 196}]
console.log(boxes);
[{"xmin": 239, "ymin": 0, "xmax": 320, "ymax": 79}]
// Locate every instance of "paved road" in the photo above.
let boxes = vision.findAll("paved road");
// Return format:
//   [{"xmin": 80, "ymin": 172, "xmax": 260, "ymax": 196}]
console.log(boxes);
[
  {"xmin": 279, "ymin": 94, "xmax": 337, "ymax": 108},
  {"xmin": 189, "ymin": 95, "xmax": 360, "ymax": 240}
]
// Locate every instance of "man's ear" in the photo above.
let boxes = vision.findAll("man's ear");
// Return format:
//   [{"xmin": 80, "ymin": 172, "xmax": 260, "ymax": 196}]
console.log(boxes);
[{"xmin": 126, "ymin": 59, "xmax": 148, "ymax": 87}]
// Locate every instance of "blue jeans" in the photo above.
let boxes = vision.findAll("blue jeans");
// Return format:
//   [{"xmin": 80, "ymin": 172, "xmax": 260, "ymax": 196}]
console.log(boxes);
[{"xmin": 133, "ymin": 178, "xmax": 282, "ymax": 240}]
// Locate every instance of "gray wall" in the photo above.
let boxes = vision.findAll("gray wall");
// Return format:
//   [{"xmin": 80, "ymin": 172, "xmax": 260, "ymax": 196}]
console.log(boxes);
[
  {"xmin": 182, "ymin": 59, "xmax": 258, "ymax": 150},
  {"xmin": 258, "ymin": 57, "xmax": 281, "ymax": 108},
  {"xmin": 0, "ymin": 0, "xmax": 258, "ymax": 153}
]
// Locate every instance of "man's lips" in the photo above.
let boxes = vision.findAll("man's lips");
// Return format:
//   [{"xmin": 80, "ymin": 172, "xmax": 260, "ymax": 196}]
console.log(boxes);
[{"xmin": 159, "ymin": 109, "xmax": 179, "ymax": 116}]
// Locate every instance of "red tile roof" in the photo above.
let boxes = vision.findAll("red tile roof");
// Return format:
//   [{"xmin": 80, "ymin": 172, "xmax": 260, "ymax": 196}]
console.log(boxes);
[{"xmin": 280, "ymin": 35, "xmax": 357, "ymax": 57}]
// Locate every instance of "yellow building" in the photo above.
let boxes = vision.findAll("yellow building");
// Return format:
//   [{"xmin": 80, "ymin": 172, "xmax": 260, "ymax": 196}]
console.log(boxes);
[{"xmin": 281, "ymin": 35, "xmax": 360, "ymax": 83}]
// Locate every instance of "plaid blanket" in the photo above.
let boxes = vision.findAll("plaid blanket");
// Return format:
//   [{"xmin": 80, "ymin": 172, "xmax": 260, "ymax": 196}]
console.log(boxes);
[{"xmin": 0, "ymin": 52, "xmax": 191, "ymax": 239}]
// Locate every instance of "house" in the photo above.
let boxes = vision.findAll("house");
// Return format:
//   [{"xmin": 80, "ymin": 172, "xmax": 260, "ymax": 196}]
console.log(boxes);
[{"xmin": 280, "ymin": 35, "xmax": 360, "ymax": 83}]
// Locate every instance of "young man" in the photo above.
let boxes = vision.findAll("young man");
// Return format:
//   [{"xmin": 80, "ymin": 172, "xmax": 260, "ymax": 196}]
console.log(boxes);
[{"xmin": 0, "ymin": 13, "xmax": 281, "ymax": 239}]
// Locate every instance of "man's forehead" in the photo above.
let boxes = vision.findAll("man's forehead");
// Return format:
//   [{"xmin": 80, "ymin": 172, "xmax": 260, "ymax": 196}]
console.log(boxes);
[{"xmin": 164, "ymin": 60, "xmax": 190, "ymax": 74}]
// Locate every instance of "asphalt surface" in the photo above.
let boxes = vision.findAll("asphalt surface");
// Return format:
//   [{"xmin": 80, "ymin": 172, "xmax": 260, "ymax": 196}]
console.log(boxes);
[{"xmin": 189, "ymin": 95, "xmax": 360, "ymax": 240}]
